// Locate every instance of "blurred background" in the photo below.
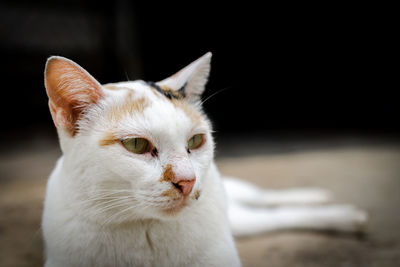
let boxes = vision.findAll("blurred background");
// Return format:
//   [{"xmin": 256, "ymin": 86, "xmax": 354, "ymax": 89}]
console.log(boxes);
[
  {"xmin": 0, "ymin": 1, "xmax": 399, "ymax": 267},
  {"xmin": 0, "ymin": 0, "xmax": 398, "ymax": 139}
]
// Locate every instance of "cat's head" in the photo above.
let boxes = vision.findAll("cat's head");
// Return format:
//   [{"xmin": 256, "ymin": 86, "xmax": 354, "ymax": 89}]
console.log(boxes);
[{"xmin": 44, "ymin": 53, "xmax": 214, "ymax": 222}]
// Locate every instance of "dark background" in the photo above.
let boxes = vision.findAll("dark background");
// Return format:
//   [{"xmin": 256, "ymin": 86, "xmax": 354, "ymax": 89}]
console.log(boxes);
[{"xmin": 0, "ymin": 1, "xmax": 397, "ymax": 140}]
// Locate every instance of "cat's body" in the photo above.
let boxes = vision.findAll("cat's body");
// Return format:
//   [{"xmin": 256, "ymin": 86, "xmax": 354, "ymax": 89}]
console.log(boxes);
[
  {"xmin": 43, "ymin": 156, "xmax": 237, "ymax": 267},
  {"xmin": 42, "ymin": 53, "xmax": 367, "ymax": 267}
]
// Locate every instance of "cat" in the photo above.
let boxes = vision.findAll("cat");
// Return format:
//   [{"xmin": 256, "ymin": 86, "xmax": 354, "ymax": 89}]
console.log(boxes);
[{"xmin": 42, "ymin": 52, "xmax": 367, "ymax": 267}]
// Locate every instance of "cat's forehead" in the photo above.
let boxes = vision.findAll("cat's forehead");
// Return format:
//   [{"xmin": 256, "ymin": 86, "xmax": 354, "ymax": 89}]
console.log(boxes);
[
  {"xmin": 100, "ymin": 80, "xmax": 204, "ymax": 130},
  {"xmin": 103, "ymin": 80, "xmax": 183, "ymax": 102},
  {"xmin": 103, "ymin": 81, "xmax": 152, "ymax": 98}
]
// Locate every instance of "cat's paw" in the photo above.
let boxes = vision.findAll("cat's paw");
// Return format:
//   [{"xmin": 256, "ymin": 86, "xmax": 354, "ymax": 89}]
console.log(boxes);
[
  {"xmin": 347, "ymin": 206, "xmax": 369, "ymax": 233},
  {"xmin": 320, "ymin": 204, "xmax": 368, "ymax": 233}
]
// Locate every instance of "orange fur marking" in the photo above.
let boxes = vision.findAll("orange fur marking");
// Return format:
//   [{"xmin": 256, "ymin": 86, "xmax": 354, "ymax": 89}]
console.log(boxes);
[
  {"xmin": 162, "ymin": 188, "xmax": 180, "ymax": 200},
  {"xmin": 108, "ymin": 96, "xmax": 149, "ymax": 122},
  {"xmin": 171, "ymin": 99, "xmax": 202, "ymax": 125},
  {"xmin": 99, "ymin": 132, "xmax": 119, "ymax": 146},
  {"xmin": 159, "ymin": 85, "xmax": 173, "ymax": 91},
  {"xmin": 103, "ymin": 84, "xmax": 133, "ymax": 92},
  {"xmin": 159, "ymin": 85, "xmax": 184, "ymax": 99},
  {"xmin": 103, "ymin": 84, "xmax": 124, "ymax": 91},
  {"xmin": 147, "ymin": 82, "xmax": 202, "ymax": 124},
  {"xmin": 160, "ymin": 164, "xmax": 175, "ymax": 182},
  {"xmin": 160, "ymin": 165, "xmax": 187, "ymax": 201}
]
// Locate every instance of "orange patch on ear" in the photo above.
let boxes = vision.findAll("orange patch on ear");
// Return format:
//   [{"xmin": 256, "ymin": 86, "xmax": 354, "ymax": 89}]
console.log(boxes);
[{"xmin": 44, "ymin": 56, "xmax": 103, "ymax": 136}]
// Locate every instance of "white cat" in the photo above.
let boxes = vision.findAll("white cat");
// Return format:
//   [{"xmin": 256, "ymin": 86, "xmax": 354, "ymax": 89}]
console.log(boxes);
[{"xmin": 42, "ymin": 53, "xmax": 367, "ymax": 267}]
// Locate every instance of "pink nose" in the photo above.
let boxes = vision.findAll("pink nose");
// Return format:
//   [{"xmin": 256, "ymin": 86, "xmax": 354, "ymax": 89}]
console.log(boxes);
[{"xmin": 172, "ymin": 178, "xmax": 196, "ymax": 196}]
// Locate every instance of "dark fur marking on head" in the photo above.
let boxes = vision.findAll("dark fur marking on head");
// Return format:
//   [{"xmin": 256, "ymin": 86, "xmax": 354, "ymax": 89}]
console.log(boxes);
[
  {"xmin": 147, "ymin": 81, "xmax": 186, "ymax": 100},
  {"xmin": 176, "ymin": 82, "xmax": 187, "ymax": 97}
]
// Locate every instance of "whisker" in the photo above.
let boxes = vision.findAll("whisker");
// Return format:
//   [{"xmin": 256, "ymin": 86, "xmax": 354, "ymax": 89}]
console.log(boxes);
[
  {"xmin": 71, "ymin": 194, "xmax": 132, "ymax": 207},
  {"xmin": 90, "ymin": 200, "xmax": 136, "ymax": 218},
  {"xmin": 101, "ymin": 205, "xmax": 139, "ymax": 226},
  {"xmin": 124, "ymin": 70, "xmax": 131, "ymax": 81},
  {"xmin": 200, "ymin": 86, "xmax": 232, "ymax": 105}
]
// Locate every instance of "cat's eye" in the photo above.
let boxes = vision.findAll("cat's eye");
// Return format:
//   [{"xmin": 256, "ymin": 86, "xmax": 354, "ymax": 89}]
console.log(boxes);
[
  {"xmin": 187, "ymin": 134, "xmax": 204, "ymax": 151},
  {"xmin": 121, "ymin": 138, "xmax": 151, "ymax": 154}
]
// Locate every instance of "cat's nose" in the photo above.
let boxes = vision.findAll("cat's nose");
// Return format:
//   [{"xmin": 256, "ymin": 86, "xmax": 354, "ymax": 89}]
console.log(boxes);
[{"xmin": 172, "ymin": 178, "xmax": 196, "ymax": 196}]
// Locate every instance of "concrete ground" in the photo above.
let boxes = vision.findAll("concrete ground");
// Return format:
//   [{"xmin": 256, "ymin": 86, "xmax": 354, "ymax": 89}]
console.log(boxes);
[{"xmin": 1, "ymin": 133, "xmax": 400, "ymax": 267}]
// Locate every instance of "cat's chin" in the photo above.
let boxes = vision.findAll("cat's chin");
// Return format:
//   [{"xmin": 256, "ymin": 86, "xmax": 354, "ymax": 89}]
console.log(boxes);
[
  {"xmin": 160, "ymin": 196, "xmax": 196, "ymax": 217},
  {"xmin": 161, "ymin": 199, "xmax": 188, "ymax": 216}
]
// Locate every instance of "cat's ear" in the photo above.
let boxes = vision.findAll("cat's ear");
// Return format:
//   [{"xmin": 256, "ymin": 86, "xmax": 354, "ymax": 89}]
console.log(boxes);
[
  {"xmin": 157, "ymin": 52, "xmax": 212, "ymax": 103},
  {"xmin": 44, "ymin": 56, "xmax": 104, "ymax": 136}
]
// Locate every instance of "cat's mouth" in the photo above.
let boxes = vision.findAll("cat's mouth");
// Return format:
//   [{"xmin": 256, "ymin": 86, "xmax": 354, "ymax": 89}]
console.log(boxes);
[{"xmin": 161, "ymin": 189, "xmax": 201, "ymax": 215}]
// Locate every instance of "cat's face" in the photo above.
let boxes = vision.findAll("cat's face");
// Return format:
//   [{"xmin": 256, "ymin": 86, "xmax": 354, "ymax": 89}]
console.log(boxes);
[{"xmin": 45, "ymin": 53, "xmax": 214, "ymax": 222}]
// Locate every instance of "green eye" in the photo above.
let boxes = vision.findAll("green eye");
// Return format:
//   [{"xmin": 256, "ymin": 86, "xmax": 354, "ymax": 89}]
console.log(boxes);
[
  {"xmin": 121, "ymin": 138, "xmax": 150, "ymax": 154},
  {"xmin": 188, "ymin": 134, "xmax": 204, "ymax": 151}
]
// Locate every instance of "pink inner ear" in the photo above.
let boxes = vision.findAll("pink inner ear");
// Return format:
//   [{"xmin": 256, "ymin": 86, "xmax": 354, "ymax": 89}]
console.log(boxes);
[{"xmin": 45, "ymin": 57, "xmax": 103, "ymax": 136}]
